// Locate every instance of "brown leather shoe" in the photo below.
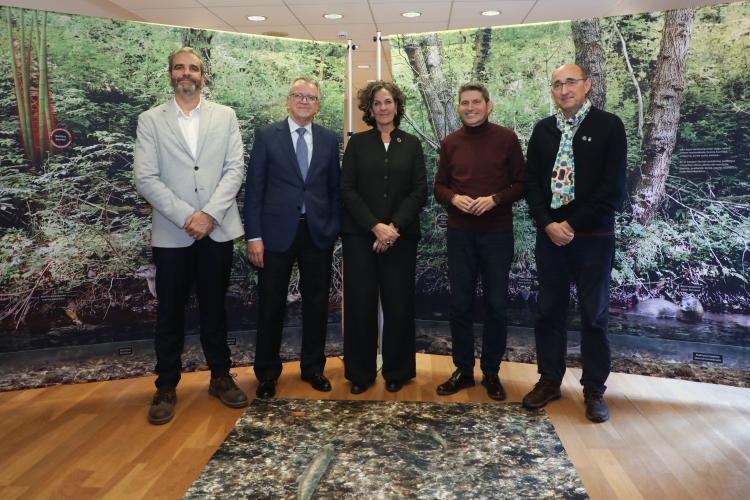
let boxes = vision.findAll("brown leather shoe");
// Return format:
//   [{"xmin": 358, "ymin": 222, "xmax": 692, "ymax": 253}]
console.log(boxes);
[
  {"xmin": 209, "ymin": 375, "xmax": 249, "ymax": 408},
  {"xmin": 148, "ymin": 386, "xmax": 176, "ymax": 425},
  {"xmin": 481, "ymin": 372, "xmax": 506, "ymax": 401},
  {"xmin": 584, "ymin": 390, "xmax": 609, "ymax": 423},
  {"xmin": 522, "ymin": 378, "xmax": 561, "ymax": 409},
  {"xmin": 436, "ymin": 369, "xmax": 475, "ymax": 396}
]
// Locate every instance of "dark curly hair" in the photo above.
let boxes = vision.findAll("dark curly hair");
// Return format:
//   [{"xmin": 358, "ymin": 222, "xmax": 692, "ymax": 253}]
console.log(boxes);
[{"xmin": 357, "ymin": 80, "xmax": 406, "ymax": 128}]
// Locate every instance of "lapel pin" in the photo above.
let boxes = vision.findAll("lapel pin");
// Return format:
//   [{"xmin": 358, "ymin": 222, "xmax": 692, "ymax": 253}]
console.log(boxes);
[
  {"xmin": 397, "ymin": 137, "xmax": 402, "ymax": 143},
  {"xmin": 581, "ymin": 135, "xmax": 588, "ymax": 141}
]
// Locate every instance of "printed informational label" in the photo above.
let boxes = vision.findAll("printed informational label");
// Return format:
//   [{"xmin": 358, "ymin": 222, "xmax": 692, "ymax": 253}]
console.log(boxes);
[
  {"xmin": 677, "ymin": 147, "xmax": 736, "ymax": 174},
  {"xmin": 118, "ymin": 346, "xmax": 133, "ymax": 356},
  {"xmin": 50, "ymin": 128, "xmax": 73, "ymax": 149},
  {"xmin": 678, "ymin": 284, "xmax": 703, "ymax": 294},
  {"xmin": 435, "ymin": 211, "xmax": 448, "ymax": 230},
  {"xmin": 39, "ymin": 292, "xmax": 77, "ymax": 303},
  {"xmin": 693, "ymin": 352, "xmax": 723, "ymax": 363}
]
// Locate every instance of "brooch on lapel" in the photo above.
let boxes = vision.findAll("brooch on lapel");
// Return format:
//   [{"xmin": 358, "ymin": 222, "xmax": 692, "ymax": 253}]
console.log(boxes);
[
  {"xmin": 581, "ymin": 135, "xmax": 592, "ymax": 142},
  {"xmin": 397, "ymin": 137, "xmax": 402, "ymax": 143}
]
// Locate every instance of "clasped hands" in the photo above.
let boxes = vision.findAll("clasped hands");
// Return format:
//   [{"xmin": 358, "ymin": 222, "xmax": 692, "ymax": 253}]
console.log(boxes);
[
  {"xmin": 452, "ymin": 194, "xmax": 496, "ymax": 216},
  {"xmin": 545, "ymin": 221, "xmax": 575, "ymax": 246},
  {"xmin": 183, "ymin": 211, "xmax": 214, "ymax": 240},
  {"xmin": 372, "ymin": 222, "xmax": 399, "ymax": 254}
]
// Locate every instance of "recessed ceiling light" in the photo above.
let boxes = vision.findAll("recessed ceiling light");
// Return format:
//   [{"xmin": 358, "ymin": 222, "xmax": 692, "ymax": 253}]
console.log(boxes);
[
  {"xmin": 481, "ymin": 10, "xmax": 501, "ymax": 17},
  {"xmin": 247, "ymin": 15, "xmax": 266, "ymax": 22},
  {"xmin": 401, "ymin": 11, "xmax": 421, "ymax": 18},
  {"xmin": 357, "ymin": 64, "xmax": 370, "ymax": 69},
  {"xmin": 323, "ymin": 13, "xmax": 343, "ymax": 20}
]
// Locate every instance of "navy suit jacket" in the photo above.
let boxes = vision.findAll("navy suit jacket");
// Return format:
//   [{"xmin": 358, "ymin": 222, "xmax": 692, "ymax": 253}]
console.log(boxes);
[{"xmin": 244, "ymin": 119, "xmax": 341, "ymax": 252}]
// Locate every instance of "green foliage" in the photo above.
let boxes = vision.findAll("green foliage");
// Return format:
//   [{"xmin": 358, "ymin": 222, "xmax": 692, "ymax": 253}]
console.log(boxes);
[{"xmin": 0, "ymin": 7, "xmax": 345, "ymax": 327}]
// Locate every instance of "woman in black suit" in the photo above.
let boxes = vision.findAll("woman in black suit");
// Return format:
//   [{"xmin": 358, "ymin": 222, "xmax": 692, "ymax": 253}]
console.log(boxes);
[{"xmin": 341, "ymin": 81, "xmax": 428, "ymax": 394}]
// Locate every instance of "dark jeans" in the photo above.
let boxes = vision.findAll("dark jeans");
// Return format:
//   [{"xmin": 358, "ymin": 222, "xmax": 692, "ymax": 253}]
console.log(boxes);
[
  {"xmin": 342, "ymin": 234, "xmax": 418, "ymax": 385},
  {"xmin": 152, "ymin": 238, "xmax": 234, "ymax": 388},
  {"xmin": 534, "ymin": 233, "xmax": 615, "ymax": 395},
  {"xmin": 447, "ymin": 228, "xmax": 514, "ymax": 375},
  {"xmin": 254, "ymin": 219, "xmax": 333, "ymax": 382}
]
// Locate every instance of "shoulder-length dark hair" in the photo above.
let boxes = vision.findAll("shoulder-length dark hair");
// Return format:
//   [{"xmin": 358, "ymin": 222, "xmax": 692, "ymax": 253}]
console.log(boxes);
[{"xmin": 357, "ymin": 81, "xmax": 406, "ymax": 127}]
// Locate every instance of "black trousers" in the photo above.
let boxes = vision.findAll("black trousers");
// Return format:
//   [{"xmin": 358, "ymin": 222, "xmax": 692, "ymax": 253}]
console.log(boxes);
[
  {"xmin": 254, "ymin": 219, "xmax": 333, "ymax": 381},
  {"xmin": 152, "ymin": 238, "xmax": 233, "ymax": 388},
  {"xmin": 534, "ymin": 234, "xmax": 615, "ymax": 395},
  {"xmin": 342, "ymin": 234, "xmax": 418, "ymax": 385}
]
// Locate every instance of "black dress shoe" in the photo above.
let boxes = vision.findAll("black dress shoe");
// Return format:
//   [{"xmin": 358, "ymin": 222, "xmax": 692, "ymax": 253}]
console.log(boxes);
[
  {"xmin": 436, "ymin": 369, "xmax": 475, "ymax": 396},
  {"xmin": 385, "ymin": 380, "xmax": 404, "ymax": 392},
  {"xmin": 481, "ymin": 372, "xmax": 506, "ymax": 401},
  {"xmin": 301, "ymin": 373, "xmax": 332, "ymax": 392},
  {"xmin": 256, "ymin": 379, "xmax": 277, "ymax": 399},
  {"xmin": 350, "ymin": 381, "xmax": 370, "ymax": 394},
  {"xmin": 584, "ymin": 390, "xmax": 609, "ymax": 423},
  {"xmin": 522, "ymin": 378, "xmax": 561, "ymax": 409}
]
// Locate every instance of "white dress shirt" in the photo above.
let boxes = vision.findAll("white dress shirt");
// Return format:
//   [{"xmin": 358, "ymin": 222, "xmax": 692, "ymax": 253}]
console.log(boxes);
[{"xmin": 176, "ymin": 97, "xmax": 202, "ymax": 158}]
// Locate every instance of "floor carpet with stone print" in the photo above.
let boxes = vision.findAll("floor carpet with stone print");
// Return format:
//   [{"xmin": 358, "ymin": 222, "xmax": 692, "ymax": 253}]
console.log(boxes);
[{"xmin": 185, "ymin": 399, "xmax": 587, "ymax": 499}]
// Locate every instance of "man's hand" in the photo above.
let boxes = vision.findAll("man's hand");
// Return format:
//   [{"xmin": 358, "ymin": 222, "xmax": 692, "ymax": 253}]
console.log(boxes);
[
  {"xmin": 544, "ymin": 221, "xmax": 574, "ymax": 246},
  {"xmin": 184, "ymin": 211, "xmax": 214, "ymax": 240},
  {"xmin": 467, "ymin": 195, "xmax": 496, "ymax": 216},
  {"xmin": 372, "ymin": 222, "xmax": 400, "ymax": 247},
  {"xmin": 451, "ymin": 194, "xmax": 475, "ymax": 214},
  {"xmin": 247, "ymin": 240, "xmax": 264, "ymax": 268}
]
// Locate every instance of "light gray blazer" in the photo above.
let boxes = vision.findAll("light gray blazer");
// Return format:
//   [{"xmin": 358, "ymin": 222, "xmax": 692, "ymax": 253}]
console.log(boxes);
[{"xmin": 133, "ymin": 99, "xmax": 245, "ymax": 248}]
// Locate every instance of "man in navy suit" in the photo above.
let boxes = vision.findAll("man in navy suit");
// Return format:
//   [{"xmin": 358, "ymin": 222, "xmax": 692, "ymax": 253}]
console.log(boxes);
[{"xmin": 244, "ymin": 77, "xmax": 341, "ymax": 398}]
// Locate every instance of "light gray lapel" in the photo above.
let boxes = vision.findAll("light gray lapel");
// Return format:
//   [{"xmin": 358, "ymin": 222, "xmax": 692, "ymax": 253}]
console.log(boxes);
[
  {"xmin": 195, "ymin": 99, "xmax": 214, "ymax": 161},
  {"xmin": 162, "ymin": 99, "xmax": 194, "ymax": 160}
]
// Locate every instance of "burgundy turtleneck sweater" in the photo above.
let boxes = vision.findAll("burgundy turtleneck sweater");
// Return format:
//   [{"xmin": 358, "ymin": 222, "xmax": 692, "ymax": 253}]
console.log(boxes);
[{"xmin": 434, "ymin": 119, "xmax": 525, "ymax": 232}]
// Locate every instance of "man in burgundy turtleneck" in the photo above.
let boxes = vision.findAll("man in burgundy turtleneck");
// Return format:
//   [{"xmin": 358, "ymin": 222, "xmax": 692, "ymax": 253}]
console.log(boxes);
[{"xmin": 433, "ymin": 82, "xmax": 524, "ymax": 401}]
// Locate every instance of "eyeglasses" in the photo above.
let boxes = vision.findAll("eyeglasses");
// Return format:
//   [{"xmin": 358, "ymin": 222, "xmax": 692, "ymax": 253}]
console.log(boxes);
[
  {"xmin": 551, "ymin": 78, "xmax": 587, "ymax": 91},
  {"xmin": 289, "ymin": 92, "xmax": 319, "ymax": 103}
]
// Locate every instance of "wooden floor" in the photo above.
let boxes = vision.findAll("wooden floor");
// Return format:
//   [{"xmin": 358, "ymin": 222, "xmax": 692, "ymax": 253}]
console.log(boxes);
[{"xmin": 1, "ymin": 354, "xmax": 748, "ymax": 499}]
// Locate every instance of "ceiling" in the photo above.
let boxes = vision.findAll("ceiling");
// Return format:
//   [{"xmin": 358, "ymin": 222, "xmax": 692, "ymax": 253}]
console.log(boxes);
[{"xmin": 0, "ymin": 0, "xmax": 728, "ymax": 76}]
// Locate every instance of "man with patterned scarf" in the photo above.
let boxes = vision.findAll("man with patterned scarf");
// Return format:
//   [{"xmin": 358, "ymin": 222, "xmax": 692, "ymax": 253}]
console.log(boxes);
[{"xmin": 523, "ymin": 64, "xmax": 627, "ymax": 423}]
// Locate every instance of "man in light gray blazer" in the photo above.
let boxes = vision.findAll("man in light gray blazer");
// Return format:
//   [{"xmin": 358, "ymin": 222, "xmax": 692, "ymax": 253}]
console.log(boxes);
[{"xmin": 134, "ymin": 47, "xmax": 248, "ymax": 425}]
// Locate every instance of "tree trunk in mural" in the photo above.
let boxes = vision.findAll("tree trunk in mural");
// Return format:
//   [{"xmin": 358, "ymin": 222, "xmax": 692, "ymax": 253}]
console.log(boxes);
[
  {"xmin": 182, "ymin": 28, "xmax": 214, "ymax": 87},
  {"xmin": 471, "ymin": 28, "xmax": 492, "ymax": 83},
  {"xmin": 403, "ymin": 33, "xmax": 460, "ymax": 144},
  {"xmin": 5, "ymin": 7, "xmax": 54, "ymax": 164},
  {"xmin": 571, "ymin": 18, "xmax": 606, "ymax": 109},
  {"xmin": 631, "ymin": 8, "xmax": 696, "ymax": 226},
  {"xmin": 612, "ymin": 20, "xmax": 644, "ymax": 138}
]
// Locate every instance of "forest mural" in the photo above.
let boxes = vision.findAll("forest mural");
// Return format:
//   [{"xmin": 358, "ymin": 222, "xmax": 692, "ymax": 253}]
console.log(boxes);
[
  {"xmin": 0, "ymin": 2, "xmax": 747, "ymax": 389},
  {"xmin": 392, "ymin": 2, "xmax": 749, "ymax": 324}
]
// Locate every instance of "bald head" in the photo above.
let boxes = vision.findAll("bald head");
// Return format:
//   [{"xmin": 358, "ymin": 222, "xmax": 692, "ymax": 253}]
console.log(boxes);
[{"xmin": 550, "ymin": 63, "xmax": 591, "ymax": 117}]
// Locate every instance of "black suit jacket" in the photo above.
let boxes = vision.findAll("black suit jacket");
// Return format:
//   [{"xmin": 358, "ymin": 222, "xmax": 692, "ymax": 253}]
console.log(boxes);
[
  {"xmin": 524, "ymin": 106, "xmax": 627, "ymax": 233},
  {"xmin": 244, "ymin": 120, "xmax": 341, "ymax": 252},
  {"xmin": 341, "ymin": 128, "xmax": 427, "ymax": 236}
]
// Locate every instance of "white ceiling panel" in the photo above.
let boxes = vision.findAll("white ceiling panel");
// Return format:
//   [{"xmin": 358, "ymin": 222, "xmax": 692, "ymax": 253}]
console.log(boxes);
[
  {"xmin": 450, "ymin": 1, "xmax": 534, "ymax": 28},
  {"xmin": 305, "ymin": 22, "xmax": 376, "ymax": 43},
  {"xmin": 232, "ymin": 24, "xmax": 312, "ymax": 40},
  {"xmin": 132, "ymin": 7, "xmax": 227, "ymax": 28},
  {"xmin": 524, "ymin": 0, "xmax": 619, "ymax": 24},
  {"xmin": 370, "ymin": 2, "xmax": 452, "ymax": 25},
  {"xmin": 112, "ymin": 0, "xmax": 201, "ymax": 9},
  {"xmin": 210, "ymin": 5, "xmax": 299, "ymax": 26},
  {"xmin": 289, "ymin": 3, "xmax": 374, "ymax": 24}
]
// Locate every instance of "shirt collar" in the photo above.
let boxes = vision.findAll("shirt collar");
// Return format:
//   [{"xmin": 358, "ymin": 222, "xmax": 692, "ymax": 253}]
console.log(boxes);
[
  {"xmin": 288, "ymin": 117, "xmax": 312, "ymax": 135},
  {"xmin": 174, "ymin": 96, "xmax": 202, "ymax": 118}
]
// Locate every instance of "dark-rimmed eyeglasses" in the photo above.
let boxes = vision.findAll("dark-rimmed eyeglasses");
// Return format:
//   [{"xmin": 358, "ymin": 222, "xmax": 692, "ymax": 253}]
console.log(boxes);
[
  {"xmin": 289, "ymin": 92, "xmax": 319, "ymax": 103},
  {"xmin": 551, "ymin": 78, "xmax": 587, "ymax": 92}
]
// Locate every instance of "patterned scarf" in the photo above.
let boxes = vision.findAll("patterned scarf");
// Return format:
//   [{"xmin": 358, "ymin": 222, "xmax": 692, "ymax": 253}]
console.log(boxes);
[{"xmin": 550, "ymin": 99, "xmax": 592, "ymax": 209}]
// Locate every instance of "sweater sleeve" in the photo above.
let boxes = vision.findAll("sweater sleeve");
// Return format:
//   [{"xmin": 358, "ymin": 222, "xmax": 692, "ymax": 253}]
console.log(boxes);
[
  {"xmin": 495, "ymin": 132, "xmax": 525, "ymax": 206},
  {"xmin": 433, "ymin": 139, "xmax": 455, "ymax": 206}
]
